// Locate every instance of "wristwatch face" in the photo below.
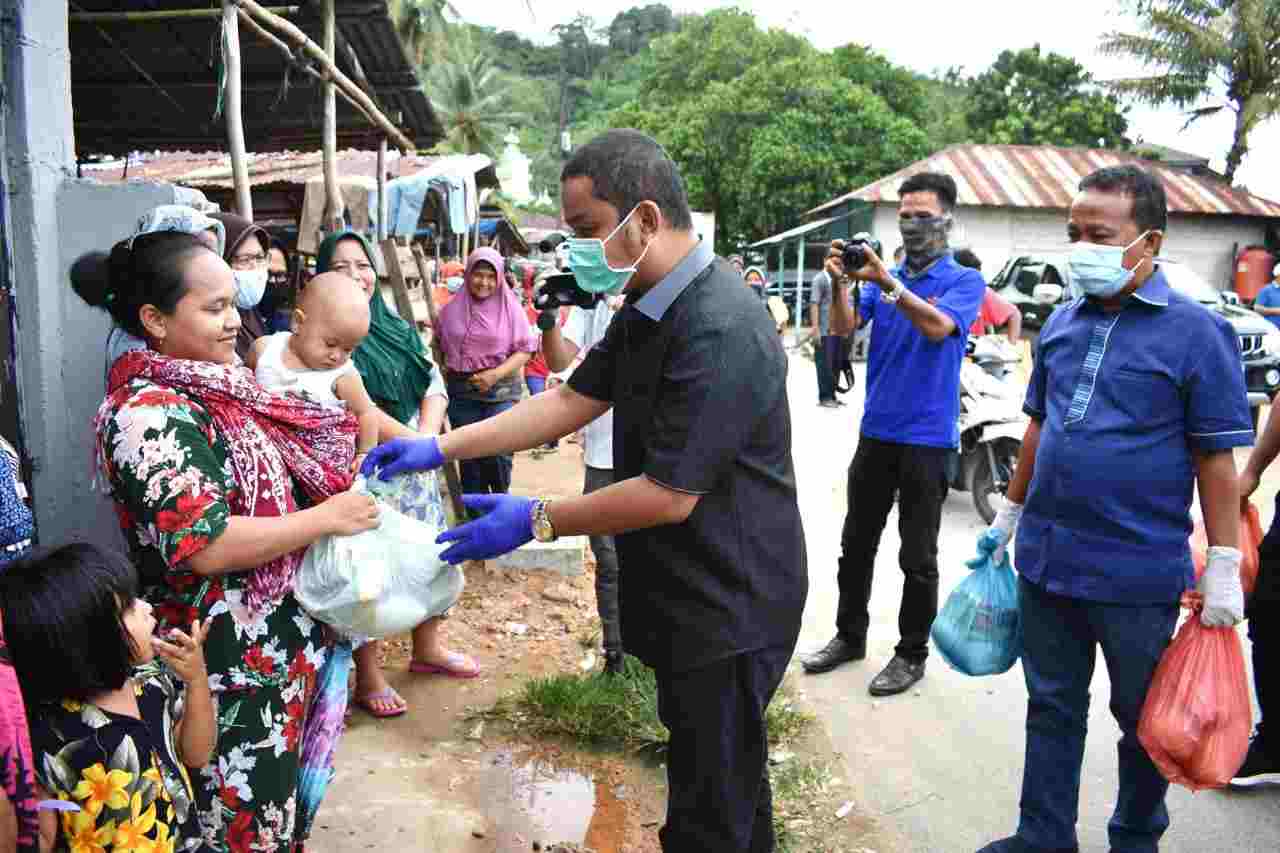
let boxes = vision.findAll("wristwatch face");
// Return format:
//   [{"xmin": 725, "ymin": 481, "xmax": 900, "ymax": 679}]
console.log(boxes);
[{"xmin": 533, "ymin": 505, "xmax": 555, "ymax": 542}]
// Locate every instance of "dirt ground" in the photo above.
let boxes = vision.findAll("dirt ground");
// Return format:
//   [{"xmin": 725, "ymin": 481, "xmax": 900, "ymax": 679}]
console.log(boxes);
[{"xmin": 307, "ymin": 439, "xmax": 901, "ymax": 853}]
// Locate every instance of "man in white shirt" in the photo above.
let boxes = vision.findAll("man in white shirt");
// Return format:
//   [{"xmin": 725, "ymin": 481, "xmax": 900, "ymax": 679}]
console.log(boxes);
[{"xmin": 539, "ymin": 296, "xmax": 624, "ymax": 673}]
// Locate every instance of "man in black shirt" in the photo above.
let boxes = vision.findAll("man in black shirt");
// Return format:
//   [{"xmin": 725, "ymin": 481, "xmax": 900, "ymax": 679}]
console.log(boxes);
[{"xmin": 362, "ymin": 129, "xmax": 807, "ymax": 852}]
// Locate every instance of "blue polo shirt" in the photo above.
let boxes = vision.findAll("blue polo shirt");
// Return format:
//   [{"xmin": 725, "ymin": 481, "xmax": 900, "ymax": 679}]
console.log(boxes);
[
  {"xmin": 1016, "ymin": 267, "xmax": 1253, "ymax": 604},
  {"xmin": 858, "ymin": 253, "xmax": 985, "ymax": 448},
  {"xmin": 1254, "ymin": 282, "xmax": 1280, "ymax": 329}
]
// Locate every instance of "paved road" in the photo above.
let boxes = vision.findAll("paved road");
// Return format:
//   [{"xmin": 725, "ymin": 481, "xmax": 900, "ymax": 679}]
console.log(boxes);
[{"xmin": 785, "ymin": 352, "xmax": 1280, "ymax": 853}]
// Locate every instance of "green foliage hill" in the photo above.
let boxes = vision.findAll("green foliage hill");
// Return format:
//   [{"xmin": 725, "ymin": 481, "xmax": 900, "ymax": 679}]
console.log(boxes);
[{"xmin": 424, "ymin": 4, "xmax": 1134, "ymax": 251}]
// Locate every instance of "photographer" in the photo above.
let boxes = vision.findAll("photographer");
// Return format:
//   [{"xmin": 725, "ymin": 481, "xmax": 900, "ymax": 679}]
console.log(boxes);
[
  {"xmin": 802, "ymin": 172, "xmax": 984, "ymax": 698},
  {"xmin": 537, "ymin": 293, "xmax": 626, "ymax": 676}
]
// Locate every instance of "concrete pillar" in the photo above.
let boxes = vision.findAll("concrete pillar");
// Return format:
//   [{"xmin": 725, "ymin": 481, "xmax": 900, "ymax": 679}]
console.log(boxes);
[
  {"xmin": 2, "ymin": 0, "xmax": 78, "ymax": 542},
  {"xmin": 2, "ymin": 1, "xmax": 207, "ymax": 550}
]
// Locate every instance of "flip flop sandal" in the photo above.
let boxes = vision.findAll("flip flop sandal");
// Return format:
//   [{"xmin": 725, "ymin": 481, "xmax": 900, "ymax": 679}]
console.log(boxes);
[
  {"xmin": 353, "ymin": 686, "xmax": 408, "ymax": 718},
  {"xmin": 409, "ymin": 652, "xmax": 481, "ymax": 679}
]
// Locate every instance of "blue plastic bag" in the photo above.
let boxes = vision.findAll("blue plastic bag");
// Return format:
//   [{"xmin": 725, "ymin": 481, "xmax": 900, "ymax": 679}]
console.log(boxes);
[{"xmin": 931, "ymin": 533, "xmax": 1022, "ymax": 676}]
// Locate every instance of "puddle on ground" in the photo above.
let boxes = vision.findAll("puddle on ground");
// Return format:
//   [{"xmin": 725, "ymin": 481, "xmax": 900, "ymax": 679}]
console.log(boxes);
[{"xmin": 480, "ymin": 750, "xmax": 627, "ymax": 853}]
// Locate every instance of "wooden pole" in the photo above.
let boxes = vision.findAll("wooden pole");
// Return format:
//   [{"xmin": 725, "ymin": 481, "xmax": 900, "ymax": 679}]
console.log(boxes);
[
  {"xmin": 376, "ymin": 138, "xmax": 388, "ymax": 241},
  {"xmin": 71, "ymin": 7, "xmax": 300, "ymax": 23},
  {"xmin": 238, "ymin": 0, "xmax": 414, "ymax": 154},
  {"xmin": 411, "ymin": 243, "xmax": 467, "ymax": 526},
  {"xmin": 320, "ymin": 0, "xmax": 342, "ymax": 233},
  {"xmin": 222, "ymin": 1, "xmax": 253, "ymax": 221}
]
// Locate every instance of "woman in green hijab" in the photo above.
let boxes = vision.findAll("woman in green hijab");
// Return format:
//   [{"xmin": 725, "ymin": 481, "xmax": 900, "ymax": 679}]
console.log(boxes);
[{"xmin": 317, "ymin": 231, "xmax": 480, "ymax": 719}]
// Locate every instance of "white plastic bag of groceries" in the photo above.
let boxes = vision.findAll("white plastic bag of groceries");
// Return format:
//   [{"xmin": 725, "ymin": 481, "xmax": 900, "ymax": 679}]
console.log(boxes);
[{"xmin": 295, "ymin": 471, "xmax": 464, "ymax": 638}]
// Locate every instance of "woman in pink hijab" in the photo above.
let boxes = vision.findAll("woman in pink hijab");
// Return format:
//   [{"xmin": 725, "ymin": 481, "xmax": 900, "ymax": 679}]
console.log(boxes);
[{"xmin": 435, "ymin": 248, "xmax": 538, "ymax": 498}]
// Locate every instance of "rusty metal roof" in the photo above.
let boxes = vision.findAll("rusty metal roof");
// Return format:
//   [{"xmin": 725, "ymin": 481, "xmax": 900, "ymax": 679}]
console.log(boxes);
[
  {"xmin": 86, "ymin": 149, "xmax": 499, "ymax": 190},
  {"xmin": 69, "ymin": 1, "xmax": 441, "ymax": 154},
  {"xmin": 806, "ymin": 144, "xmax": 1280, "ymax": 219}
]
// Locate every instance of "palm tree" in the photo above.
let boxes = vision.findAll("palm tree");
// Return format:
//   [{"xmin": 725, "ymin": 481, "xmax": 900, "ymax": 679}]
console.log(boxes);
[
  {"xmin": 389, "ymin": 0, "xmax": 457, "ymax": 65},
  {"xmin": 1100, "ymin": 0, "xmax": 1280, "ymax": 183},
  {"xmin": 426, "ymin": 36, "xmax": 527, "ymax": 156}
]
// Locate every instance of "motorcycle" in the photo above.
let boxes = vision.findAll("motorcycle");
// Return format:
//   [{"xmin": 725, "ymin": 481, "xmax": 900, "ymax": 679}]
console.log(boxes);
[{"xmin": 951, "ymin": 336, "xmax": 1028, "ymax": 524}]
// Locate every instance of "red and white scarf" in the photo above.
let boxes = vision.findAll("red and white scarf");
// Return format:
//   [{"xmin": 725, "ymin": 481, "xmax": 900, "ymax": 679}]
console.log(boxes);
[{"xmin": 96, "ymin": 350, "xmax": 357, "ymax": 615}]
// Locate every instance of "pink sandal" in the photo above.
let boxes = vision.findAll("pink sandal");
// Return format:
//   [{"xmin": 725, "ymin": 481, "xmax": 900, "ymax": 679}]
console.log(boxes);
[
  {"xmin": 353, "ymin": 686, "xmax": 408, "ymax": 718},
  {"xmin": 409, "ymin": 652, "xmax": 481, "ymax": 679}
]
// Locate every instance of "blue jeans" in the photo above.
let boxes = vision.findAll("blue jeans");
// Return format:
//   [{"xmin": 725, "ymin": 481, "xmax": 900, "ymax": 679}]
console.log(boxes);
[
  {"xmin": 446, "ymin": 396, "xmax": 516, "ymax": 497},
  {"xmin": 1016, "ymin": 577, "xmax": 1178, "ymax": 853}
]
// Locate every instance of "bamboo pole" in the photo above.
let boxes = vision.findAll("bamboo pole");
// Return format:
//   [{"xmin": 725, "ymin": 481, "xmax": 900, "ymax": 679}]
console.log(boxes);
[
  {"xmin": 376, "ymin": 138, "xmax": 388, "ymax": 241},
  {"xmin": 71, "ymin": 7, "xmax": 300, "ymax": 23},
  {"xmin": 222, "ymin": 1, "xmax": 253, "ymax": 221},
  {"xmin": 236, "ymin": 9, "xmax": 383, "ymax": 133},
  {"xmin": 238, "ymin": 0, "xmax": 414, "ymax": 154},
  {"xmin": 411, "ymin": 243, "xmax": 467, "ymax": 526},
  {"xmin": 320, "ymin": 0, "xmax": 343, "ymax": 233}
]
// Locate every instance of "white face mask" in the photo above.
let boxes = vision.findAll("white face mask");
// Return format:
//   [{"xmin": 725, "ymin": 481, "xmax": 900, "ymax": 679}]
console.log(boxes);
[{"xmin": 233, "ymin": 267, "xmax": 268, "ymax": 309}]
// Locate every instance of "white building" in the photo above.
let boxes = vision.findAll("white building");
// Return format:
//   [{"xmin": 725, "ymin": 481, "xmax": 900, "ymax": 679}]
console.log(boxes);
[
  {"xmin": 495, "ymin": 127, "xmax": 533, "ymax": 204},
  {"xmin": 805, "ymin": 144, "xmax": 1280, "ymax": 290}
]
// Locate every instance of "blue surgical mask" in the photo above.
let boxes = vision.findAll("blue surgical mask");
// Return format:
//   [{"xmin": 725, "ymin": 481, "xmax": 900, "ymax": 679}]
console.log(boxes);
[
  {"xmin": 566, "ymin": 206, "xmax": 652, "ymax": 295},
  {"xmin": 1066, "ymin": 231, "xmax": 1154, "ymax": 299},
  {"xmin": 233, "ymin": 267, "xmax": 268, "ymax": 309}
]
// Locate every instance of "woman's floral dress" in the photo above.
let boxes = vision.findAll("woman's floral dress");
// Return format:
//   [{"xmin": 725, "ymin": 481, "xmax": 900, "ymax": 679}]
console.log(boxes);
[
  {"xmin": 30, "ymin": 663, "xmax": 204, "ymax": 853},
  {"xmin": 98, "ymin": 378, "xmax": 329, "ymax": 853}
]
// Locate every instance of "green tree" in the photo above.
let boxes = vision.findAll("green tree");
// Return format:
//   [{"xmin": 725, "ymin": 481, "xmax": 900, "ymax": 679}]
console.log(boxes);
[
  {"xmin": 830, "ymin": 45, "xmax": 931, "ymax": 125},
  {"xmin": 390, "ymin": 0, "xmax": 458, "ymax": 65},
  {"xmin": 425, "ymin": 35, "xmax": 527, "ymax": 156},
  {"xmin": 607, "ymin": 4, "xmax": 679, "ymax": 56},
  {"xmin": 1101, "ymin": 0, "xmax": 1280, "ymax": 182},
  {"xmin": 606, "ymin": 13, "xmax": 930, "ymax": 251},
  {"xmin": 965, "ymin": 45, "xmax": 1131, "ymax": 148}
]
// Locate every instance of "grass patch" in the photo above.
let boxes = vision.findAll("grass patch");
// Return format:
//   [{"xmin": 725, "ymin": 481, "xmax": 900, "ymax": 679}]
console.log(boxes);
[
  {"xmin": 771, "ymin": 758, "xmax": 839, "ymax": 852},
  {"xmin": 476, "ymin": 654, "xmax": 813, "ymax": 755}
]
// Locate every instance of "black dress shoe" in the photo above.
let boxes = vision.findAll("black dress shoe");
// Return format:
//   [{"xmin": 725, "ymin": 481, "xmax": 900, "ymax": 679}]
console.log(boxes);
[
  {"xmin": 801, "ymin": 636, "xmax": 866, "ymax": 673},
  {"xmin": 868, "ymin": 655, "xmax": 925, "ymax": 696}
]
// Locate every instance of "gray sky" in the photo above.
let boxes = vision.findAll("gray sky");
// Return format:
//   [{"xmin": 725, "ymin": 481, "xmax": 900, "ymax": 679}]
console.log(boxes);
[{"xmin": 461, "ymin": 0, "xmax": 1280, "ymax": 201}]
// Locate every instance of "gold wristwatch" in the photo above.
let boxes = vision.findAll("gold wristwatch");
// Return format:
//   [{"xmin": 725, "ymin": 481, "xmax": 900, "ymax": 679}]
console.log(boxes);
[{"xmin": 531, "ymin": 499, "xmax": 558, "ymax": 543}]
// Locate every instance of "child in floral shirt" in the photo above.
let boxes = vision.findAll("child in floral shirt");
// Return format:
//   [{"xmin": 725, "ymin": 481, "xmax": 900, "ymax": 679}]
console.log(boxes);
[{"xmin": 0, "ymin": 544, "xmax": 215, "ymax": 852}]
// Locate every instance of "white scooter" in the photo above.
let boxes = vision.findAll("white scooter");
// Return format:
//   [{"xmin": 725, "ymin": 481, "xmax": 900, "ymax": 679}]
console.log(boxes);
[{"xmin": 953, "ymin": 335, "xmax": 1029, "ymax": 524}]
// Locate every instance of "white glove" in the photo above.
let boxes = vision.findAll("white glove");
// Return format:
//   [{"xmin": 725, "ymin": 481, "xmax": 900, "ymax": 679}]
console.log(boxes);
[
  {"xmin": 985, "ymin": 498, "xmax": 1024, "ymax": 562},
  {"xmin": 1199, "ymin": 546, "xmax": 1245, "ymax": 627}
]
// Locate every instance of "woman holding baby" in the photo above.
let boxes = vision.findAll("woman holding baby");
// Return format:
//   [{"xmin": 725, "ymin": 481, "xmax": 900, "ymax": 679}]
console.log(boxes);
[
  {"xmin": 314, "ymin": 232, "xmax": 483, "ymax": 718},
  {"xmin": 75, "ymin": 231, "xmax": 378, "ymax": 852}
]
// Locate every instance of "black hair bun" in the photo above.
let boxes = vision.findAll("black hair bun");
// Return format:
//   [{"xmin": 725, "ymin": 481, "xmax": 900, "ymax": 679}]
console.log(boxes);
[{"xmin": 69, "ymin": 251, "xmax": 115, "ymax": 309}]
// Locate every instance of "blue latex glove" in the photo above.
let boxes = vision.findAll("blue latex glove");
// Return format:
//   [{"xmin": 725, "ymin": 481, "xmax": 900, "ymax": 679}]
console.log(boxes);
[
  {"xmin": 436, "ymin": 494, "xmax": 535, "ymax": 564},
  {"xmin": 359, "ymin": 436, "xmax": 444, "ymax": 480}
]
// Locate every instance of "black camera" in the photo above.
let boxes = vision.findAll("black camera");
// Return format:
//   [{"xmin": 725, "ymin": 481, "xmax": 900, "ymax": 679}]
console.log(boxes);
[
  {"xmin": 538, "ymin": 232, "xmax": 568, "ymax": 254},
  {"xmin": 841, "ymin": 232, "xmax": 883, "ymax": 272},
  {"xmin": 533, "ymin": 271, "xmax": 601, "ymax": 311}
]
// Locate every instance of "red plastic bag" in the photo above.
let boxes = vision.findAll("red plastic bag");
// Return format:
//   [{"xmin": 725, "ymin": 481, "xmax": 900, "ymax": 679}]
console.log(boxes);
[
  {"xmin": 1137, "ymin": 611, "xmax": 1252, "ymax": 790},
  {"xmin": 1189, "ymin": 501, "xmax": 1261, "ymax": 596}
]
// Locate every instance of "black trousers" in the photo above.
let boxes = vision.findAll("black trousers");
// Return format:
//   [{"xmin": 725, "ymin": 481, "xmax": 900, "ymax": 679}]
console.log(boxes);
[
  {"xmin": 583, "ymin": 466, "xmax": 622, "ymax": 655},
  {"xmin": 654, "ymin": 643, "xmax": 794, "ymax": 853},
  {"xmin": 815, "ymin": 334, "xmax": 840, "ymax": 402},
  {"xmin": 836, "ymin": 436, "xmax": 948, "ymax": 662},
  {"xmin": 1248, "ymin": 597, "xmax": 1278, "ymax": 753}
]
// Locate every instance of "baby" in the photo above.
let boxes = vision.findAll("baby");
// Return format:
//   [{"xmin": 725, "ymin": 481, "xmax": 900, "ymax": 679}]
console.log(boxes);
[{"xmin": 249, "ymin": 271, "xmax": 380, "ymax": 470}]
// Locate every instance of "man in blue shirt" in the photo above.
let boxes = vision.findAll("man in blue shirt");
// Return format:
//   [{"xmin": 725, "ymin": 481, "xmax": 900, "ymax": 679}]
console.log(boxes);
[
  {"xmin": 801, "ymin": 172, "xmax": 985, "ymax": 697},
  {"xmin": 1252, "ymin": 262, "xmax": 1280, "ymax": 329},
  {"xmin": 977, "ymin": 165, "xmax": 1252, "ymax": 853}
]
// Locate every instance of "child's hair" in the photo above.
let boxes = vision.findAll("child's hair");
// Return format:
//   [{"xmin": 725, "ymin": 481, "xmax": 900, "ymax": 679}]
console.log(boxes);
[{"xmin": 0, "ymin": 543, "xmax": 141, "ymax": 704}]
